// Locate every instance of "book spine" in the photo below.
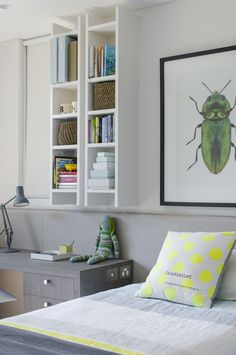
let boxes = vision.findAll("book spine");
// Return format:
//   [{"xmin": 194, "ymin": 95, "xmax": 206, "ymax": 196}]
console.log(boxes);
[
  {"xmin": 59, "ymin": 172, "xmax": 77, "ymax": 176},
  {"xmin": 101, "ymin": 46, "xmax": 104, "ymax": 76},
  {"xmin": 89, "ymin": 46, "xmax": 94, "ymax": 78},
  {"xmin": 94, "ymin": 46, "xmax": 98, "ymax": 77},
  {"xmin": 97, "ymin": 151, "xmax": 115, "ymax": 157},
  {"xmin": 93, "ymin": 163, "xmax": 115, "ymax": 169},
  {"xmin": 96, "ymin": 157, "xmax": 115, "ymax": 163},
  {"xmin": 92, "ymin": 117, "xmax": 96, "ymax": 143},
  {"xmin": 50, "ymin": 38, "xmax": 58, "ymax": 84},
  {"xmin": 58, "ymin": 185, "xmax": 77, "ymax": 189},
  {"xmin": 58, "ymin": 36, "xmax": 72, "ymax": 83},
  {"xmin": 59, "ymin": 177, "xmax": 77, "ymax": 183},
  {"xmin": 68, "ymin": 40, "xmax": 77, "ymax": 82},
  {"xmin": 88, "ymin": 119, "xmax": 91, "ymax": 143},
  {"xmin": 104, "ymin": 44, "xmax": 106, "ymax": 76},
  {"xmin": 95, "ymin": 116, "xmax": 99, "ymax": 143},
  {"xmin": 113, "ymin": 113, "xmax": 115, "ymax": 142},
  {"xmin": 108, "ymin": 115, "xmax": 111, "ymax": 142}
]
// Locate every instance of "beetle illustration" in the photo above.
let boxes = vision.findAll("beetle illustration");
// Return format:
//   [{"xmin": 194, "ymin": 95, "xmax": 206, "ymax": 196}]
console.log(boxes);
[{"xmin": 186, "ymin": 80, "xmax": 236, "ymax": 174}]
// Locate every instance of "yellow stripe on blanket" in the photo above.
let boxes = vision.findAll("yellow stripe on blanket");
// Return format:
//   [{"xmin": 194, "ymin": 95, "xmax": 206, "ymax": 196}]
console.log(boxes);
[{"xmin": 0, "ymin": 321, "xmax": 143, "ymax": 355}]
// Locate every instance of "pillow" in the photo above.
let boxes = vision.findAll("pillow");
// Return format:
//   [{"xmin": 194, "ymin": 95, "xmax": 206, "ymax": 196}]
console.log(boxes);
[
  {"xmin": 137, "ymin": 231, "xmax": 235, "ymax": 308},
  {"xmin": 216, "ymin": 249, "xmax": 236, "ymax": 300}
]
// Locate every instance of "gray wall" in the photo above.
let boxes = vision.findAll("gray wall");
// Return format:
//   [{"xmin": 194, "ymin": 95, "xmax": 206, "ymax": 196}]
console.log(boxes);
[
  {"xmin": 9, "ymin": 208, "xmax": 236, "ymax": 282},
  {"xmin": 3, "ymin": 0, "xmax": 236, "ymax": 284},
  {"xmin": 138, "ymin": 0, "xmax": 236, "ymax": 215}
]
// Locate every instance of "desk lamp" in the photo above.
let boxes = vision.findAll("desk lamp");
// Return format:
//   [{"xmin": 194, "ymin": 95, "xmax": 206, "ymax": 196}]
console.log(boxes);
[{"xmin": 0, "ymin": 186, "xmax": 29, "ymax": 253}]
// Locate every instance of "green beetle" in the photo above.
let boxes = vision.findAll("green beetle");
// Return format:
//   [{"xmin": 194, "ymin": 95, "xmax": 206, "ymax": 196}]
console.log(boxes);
[{"xmin": 186, "ymin": 80, "xmax": 236, "ymax": 174}]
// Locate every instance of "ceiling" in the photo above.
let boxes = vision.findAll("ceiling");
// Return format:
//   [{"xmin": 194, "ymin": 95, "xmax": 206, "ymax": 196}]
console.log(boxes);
[{"xmin": 0, "ymin": 0, "xmax": 173, "ymax": 42}]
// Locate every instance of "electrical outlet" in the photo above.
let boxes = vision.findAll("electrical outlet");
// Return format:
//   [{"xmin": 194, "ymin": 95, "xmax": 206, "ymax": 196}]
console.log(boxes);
[
  {"xmin": 106, "ymin": 268, "xmax": 118, "ymax": 281},
  {"xmin": 120, "ymin": 265, "xmax": 131, "ymax": 279}
]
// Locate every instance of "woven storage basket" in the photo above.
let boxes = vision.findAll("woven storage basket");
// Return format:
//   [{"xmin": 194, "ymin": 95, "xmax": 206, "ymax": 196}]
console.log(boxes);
[
  {"xmin": 58, "ymin": 121, "xmax": 77, "ymax": 145},
  {"xmin": 93, "ymin": 81, "xmax": 115, "ymax": 110}
]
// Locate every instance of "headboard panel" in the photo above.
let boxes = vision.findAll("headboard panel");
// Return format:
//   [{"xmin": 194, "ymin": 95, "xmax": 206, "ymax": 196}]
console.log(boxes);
[{"xmin": 10, "ymin": 209, "xmax": 236, "ymax": 282}]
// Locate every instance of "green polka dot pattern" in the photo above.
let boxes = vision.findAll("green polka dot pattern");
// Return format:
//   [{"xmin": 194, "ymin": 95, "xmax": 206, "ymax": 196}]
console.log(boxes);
[{"xmin": 137, "ymin": 231, "xmax": 236, "ymax": 308}]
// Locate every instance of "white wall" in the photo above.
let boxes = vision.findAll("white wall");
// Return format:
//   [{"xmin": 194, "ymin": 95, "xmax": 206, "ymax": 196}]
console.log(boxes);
[
  {"xmin": 0, "ymin": 39, "xmax": 24, "ymax": 202},
  {"xmin": 25, "ymin": 41, "xmax": 50, "ymax": 200},
  {"xmin": 138, "ymin": 0, "xmax": 236, "ymax": 215}
]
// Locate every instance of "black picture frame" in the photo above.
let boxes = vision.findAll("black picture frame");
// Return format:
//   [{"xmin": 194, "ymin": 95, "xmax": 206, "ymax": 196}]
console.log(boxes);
[{"xmin": 160, "ymin": 45, "xmax": 236, "ymax": 207}]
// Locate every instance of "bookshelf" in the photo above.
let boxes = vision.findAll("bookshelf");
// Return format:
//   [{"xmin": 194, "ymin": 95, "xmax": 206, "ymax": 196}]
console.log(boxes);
[
  {"xmin": 85, "ymin": 7, "xmax": 139, "ymax": 207},
  {"xmin": 49, "ymin": 17, "xmax": 84, "ymax": 206}
]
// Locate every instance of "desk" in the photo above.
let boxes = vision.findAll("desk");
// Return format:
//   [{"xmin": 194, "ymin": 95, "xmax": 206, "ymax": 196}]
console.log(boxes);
[{"xmin": 0, "ymin": 251, "xmax": 133, "ymax": 317}]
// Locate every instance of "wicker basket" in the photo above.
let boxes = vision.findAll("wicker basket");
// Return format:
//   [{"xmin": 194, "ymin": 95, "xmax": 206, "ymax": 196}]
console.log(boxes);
[
  {"xmin": 58, "ymin": 121, "xmax": 77, "ymax": 145},
  {"xmin": 93, "ymin": 81, "xmax": 115, "ymax": 110}
]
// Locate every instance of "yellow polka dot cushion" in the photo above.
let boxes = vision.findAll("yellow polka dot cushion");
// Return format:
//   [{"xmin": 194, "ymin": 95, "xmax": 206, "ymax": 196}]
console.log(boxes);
[{"xmin": 137, "ymin": 231, "xmax": 236, "ymax": 308}]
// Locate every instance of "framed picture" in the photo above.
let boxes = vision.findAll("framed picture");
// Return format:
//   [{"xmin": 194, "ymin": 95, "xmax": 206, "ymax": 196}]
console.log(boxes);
[{"xmin": 160, "ymin": 45, "xmax": 236, "ymax": 207}]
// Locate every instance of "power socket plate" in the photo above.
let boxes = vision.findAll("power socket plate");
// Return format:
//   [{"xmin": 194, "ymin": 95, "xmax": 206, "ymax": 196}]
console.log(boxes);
[
  {"xmin": 106, "ymin": 268, "xmax": 118, "ymax": 282},
  {"xmin": 120, "ymin": 265, "xmax": 131, "ymax": 279}
]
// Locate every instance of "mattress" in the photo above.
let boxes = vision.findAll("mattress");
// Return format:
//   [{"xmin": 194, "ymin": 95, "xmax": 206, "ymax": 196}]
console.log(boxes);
[{"xmin": 1, "ymin": 283, "xmax": 236, "ymax": 355}]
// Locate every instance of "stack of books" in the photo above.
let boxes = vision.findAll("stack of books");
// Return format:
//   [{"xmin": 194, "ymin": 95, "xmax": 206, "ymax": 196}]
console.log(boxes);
[
  {"xmin": 53, "ymin": 156, "xmax": 77, "ymax": 189},
  {"xmin": 88, "ymin": 152, "xmax": 115, "ymax": 190},
  {"xmin": 88, "ymin": 44, "xmax": 115, "ymax": 78},
  {"xmin": 88, "ymin": 115, "xmax": 114, "ymax": 144},
  {"xmin": 50, "ymin": 36, "xmax": 78, "ymax": 84}
]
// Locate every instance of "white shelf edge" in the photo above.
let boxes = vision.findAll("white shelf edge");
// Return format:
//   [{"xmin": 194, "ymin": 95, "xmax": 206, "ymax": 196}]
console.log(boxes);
[
  {"xmin": 52, "ymin": 113, "xmax": 78, "ymax": 119},
  {"xmin": 52, "ymin": 144, "xmax": 77, "ymax": 150},
  {"xmin": 88, "ymin": 108, "xmax": 116, "ymax": 115},
  {"xmin": 88, "ymin": 21, "xmax": 116, "ymax": 33},
  {"xmin": 87, "ymin": 189, "xmax": 115, "ymax": 194},
  {"xmin": 52, "ymin": 189, "xmax": 77, "ymax": 193},
  {"xmin": 88, "ymin": 75, "xmax": 116, "ymax": 83},
  {"xmin": 52, "ymin": 81, "xmax": 78, "ymax": 89},
  {"xmin": 87, "ymin": 143, "xmax": 116, "ymax": 148}
]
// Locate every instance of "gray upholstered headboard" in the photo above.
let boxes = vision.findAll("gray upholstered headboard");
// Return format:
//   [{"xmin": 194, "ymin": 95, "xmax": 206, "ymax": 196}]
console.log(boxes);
[{"xmin": 9, "ymin": 209, "xmax": 236, "ymax": 282}]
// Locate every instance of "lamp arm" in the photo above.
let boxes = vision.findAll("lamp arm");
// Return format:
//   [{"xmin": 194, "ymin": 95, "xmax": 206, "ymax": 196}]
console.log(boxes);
[
  {"xmin": 0, "ymin": 205, "xmax": 13, "ymax": 249},
  {"xmin": 2, "ymin": 195, "xmax": 16, "ymax": 207}
]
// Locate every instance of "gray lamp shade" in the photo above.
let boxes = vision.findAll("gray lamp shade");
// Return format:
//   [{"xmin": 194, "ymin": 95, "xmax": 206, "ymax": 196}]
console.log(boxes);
[{"xmin": 13, "ymin": 186, "xmax": 29, "ymax": 207}]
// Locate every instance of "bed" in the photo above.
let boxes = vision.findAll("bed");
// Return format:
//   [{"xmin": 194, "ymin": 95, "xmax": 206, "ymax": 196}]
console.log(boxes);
[{"xmin": 0, "ymin": 283, "xmax": 235, "ymax": 355}]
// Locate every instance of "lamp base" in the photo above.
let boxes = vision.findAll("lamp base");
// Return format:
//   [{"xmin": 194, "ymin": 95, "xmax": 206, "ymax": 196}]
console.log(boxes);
[{"xmin": 0, "ymin": 248, "xmax": 20, "ymax": 253}]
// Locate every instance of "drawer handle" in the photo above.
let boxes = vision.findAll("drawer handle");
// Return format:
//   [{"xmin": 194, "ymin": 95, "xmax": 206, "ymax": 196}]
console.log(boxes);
[
  {"xmin": 43, "ymin": 302, "xmax": 51, "ymax": 308},
  {"xmin": 43, "ymin": 279, "xmax": 51, "ymax": 285}
]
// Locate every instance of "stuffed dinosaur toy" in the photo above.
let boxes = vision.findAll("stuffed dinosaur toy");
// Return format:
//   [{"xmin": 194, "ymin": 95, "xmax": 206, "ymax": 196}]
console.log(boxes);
[{"xmin": 70, "ymin": 215, "xmax": 120, "ymax": 265}]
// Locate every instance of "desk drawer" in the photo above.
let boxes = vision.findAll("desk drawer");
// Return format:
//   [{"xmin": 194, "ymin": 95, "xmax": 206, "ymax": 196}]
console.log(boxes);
[
  {"xmin": 24, "ymin": 295, "xmax": 62, "ymax": 312},
  {"xmin": 24, "ymin": 272, "xmax": 74, "ymax": 300}
]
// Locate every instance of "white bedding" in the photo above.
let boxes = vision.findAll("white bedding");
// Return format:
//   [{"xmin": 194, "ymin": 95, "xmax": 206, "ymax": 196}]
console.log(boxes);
[{"xmin": 1, "ymin": 283, "xmax": 236, "ymax": 355}]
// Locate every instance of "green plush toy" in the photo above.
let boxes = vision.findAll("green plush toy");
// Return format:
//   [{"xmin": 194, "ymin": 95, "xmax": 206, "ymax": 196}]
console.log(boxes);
[{"xmin": 70, "ymin": 215, "xmax": 120, "ymax": 265}]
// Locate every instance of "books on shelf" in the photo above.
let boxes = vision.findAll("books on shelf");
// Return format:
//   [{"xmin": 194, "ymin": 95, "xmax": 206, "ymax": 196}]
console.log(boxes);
[
  {"xmin": 88, "ymin": 44, "xmax": 115, "ymax": 78},
  {"xmin": 93, "ymin": 162, "xmax": 115, "ymax": 169},
  {"xmin": 88, "ymin": 151, "xmax": 115, "ymax": 190},
  {"xmin": 88, "ymin": 114, "xmax": 114, "ymax": 144},
  {"xmin": 50, "ymin": 35, "xmax": 77, "ymax": 84},
  {"xmin": 90, "ymin": 169, "xmax": 115, "ymax": 179},
  {"xmin": 96, "ymin": 156, "xmax": 115, "ymax": 163},
  {"xmin": 88, "ymin": 179, "xmax": 115, "ymax": 189},
  {"xmin": 53, "ymin": 156, "xmax": 77, "ymax": 189},
  {"xmin": 97, "ymin": 152, "xmax": 115, "ymax": 157}
]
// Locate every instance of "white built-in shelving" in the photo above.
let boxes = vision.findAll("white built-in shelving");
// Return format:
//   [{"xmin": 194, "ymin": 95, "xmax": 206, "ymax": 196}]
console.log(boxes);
[
  {"xmin": 49, "ymin": 7, "xmax": 139, "ymax": 208},
  {"xmin": 84, "ymin": 7, "xmax": 139, "ymax": 207}
]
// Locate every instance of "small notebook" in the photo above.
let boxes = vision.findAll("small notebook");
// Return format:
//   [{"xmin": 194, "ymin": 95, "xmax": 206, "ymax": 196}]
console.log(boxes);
[{"xmin": 30, "ymin": 250, "xmax": 73, "ymax": 261}]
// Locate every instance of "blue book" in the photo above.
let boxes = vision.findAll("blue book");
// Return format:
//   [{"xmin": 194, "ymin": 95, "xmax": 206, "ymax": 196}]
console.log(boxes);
[
  {"xmin": 58, "ymin": 35, "xmax": 73, "ymax": 83},
  {"xmin": 105, "ymin": 44, "xmax": 115, "ymax": 76},
  {"xmin": 50, "ymin": 38, "xmax": 58, "ymax": 84},
  {"xmin": 108, "ymin": 115, "xmax": 112, "ymax": 142},
  {"xmin": 102, "ymin": 116, "xmax": 108, "ymax": 143}
]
